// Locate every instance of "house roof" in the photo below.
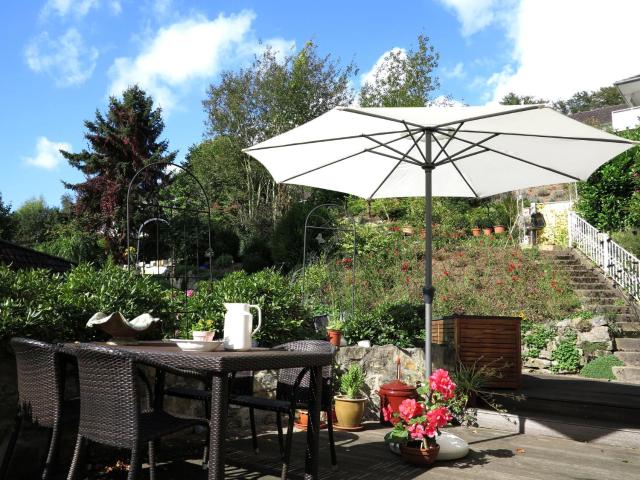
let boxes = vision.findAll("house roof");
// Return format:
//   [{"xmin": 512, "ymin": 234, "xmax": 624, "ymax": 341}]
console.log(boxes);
[
  {"xmin": 568, "ymin": 104, "xmax": 626, "ymax": 127},
  {"xmin": 0, "ymin": 239, "xmax": 76, "ymax": 273}
]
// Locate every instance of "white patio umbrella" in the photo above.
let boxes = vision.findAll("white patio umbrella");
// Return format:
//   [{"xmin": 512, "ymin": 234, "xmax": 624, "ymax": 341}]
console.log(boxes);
[{"xmin": 243, "ymin": 104, "xmax": 637, "ymax": 377}]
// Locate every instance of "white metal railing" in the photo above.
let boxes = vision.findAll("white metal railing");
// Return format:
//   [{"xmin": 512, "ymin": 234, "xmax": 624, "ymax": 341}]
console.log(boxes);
[{"xmin": 568, "ymin": 211, "xmax": 640, "ymax": 300}]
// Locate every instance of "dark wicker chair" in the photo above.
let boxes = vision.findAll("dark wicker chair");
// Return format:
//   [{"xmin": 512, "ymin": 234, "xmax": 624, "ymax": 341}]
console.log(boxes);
[
  {"xmin": 230, "ymin": 340, "xmax": 337, "ymax": 479},
  {"xmin": 66, "ymin": 343, "xmax": 204, "ymax": 480},
  {"xmin": 0, "ymin": 337, "xmax": 76, "ymax": 480}
]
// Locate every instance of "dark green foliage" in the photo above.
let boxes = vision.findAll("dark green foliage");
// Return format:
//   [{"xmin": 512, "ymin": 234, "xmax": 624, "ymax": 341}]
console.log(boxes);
[
  {"xmin": 359, "ymin": 34, "xmax": 439, "ymax": 107},
  {"xmin": 0, "ymin": 193, "xmax": 13, "ymax": 241},
  {"xmin": 339, "ymin": 364, "xmax": 365, "ymax": 399},
  {"xmin": 580, "ymin": 354, "xmax": 624, "ymax": 380},
  {"xmin": 553, "ymin": 86, "xmax": 624, "ymax": 115},
  {"xmin": 611, "ymin": 230, "xmax": 640, "ymax": 257},
  {"xmin": 575, "ymin": 128, "xmax": 640, "ymax": 232},
  {"xmin": 0, "ymin": 262, "xmax": 171, "ymax": 342},
  {"xmin": 202, "ymin": 42, "xmax": 356, "ymax": 240},
  {"xmin": 241, "ymin": 236, "xmax": 273, "ymax": 273},
  {"xmin": 12, "ymin": 197, "xmax": 61, "ymax": 248},
  {"xmin": 62, "ymin": 86, "xmax": 176, "ymax": 257},
  {"xmin": 37, "ymin": 221, "xmax": 106, "ymax": 264},
  {"xmin": 342, "ymin": 301, "xmax": 424, "ymax": 348},
  {"xmin": 212, "ymin": 228, "xmax": 240, "ymax": 259},
  {"xmin": 181, "ymin": 269, "xmax": 310, "ymax": 347},
  {"xmin": 500, "ymin": 92, "xmax": 547, "ymax": 105},
  {"xmin": 213, "ymin": 253, "xmax": 233, "ymax": 268}
]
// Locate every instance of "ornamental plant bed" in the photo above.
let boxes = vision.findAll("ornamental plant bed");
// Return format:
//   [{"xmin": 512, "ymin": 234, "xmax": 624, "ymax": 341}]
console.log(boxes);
[{"xmin": 432, "ymin": 314, "xmax": 522, "ymax": 389}]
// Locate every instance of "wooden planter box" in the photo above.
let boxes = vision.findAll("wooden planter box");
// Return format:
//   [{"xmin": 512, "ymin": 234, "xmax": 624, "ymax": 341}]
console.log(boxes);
[{"xmin": 432, "ymin": 315, "xmax": 521, "ymax": 389}]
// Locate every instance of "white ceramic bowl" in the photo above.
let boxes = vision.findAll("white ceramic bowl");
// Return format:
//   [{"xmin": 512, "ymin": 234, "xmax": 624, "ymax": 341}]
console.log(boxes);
[{"xmin": 170, "ymin": 339, "xmax": 224, "ymax": 352}]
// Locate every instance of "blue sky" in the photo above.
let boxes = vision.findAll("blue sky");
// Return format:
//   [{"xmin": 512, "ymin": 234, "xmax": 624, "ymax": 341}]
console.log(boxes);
[{"xmin": 1, "ymin": 0, "xmax": 639, "ymax": 209}]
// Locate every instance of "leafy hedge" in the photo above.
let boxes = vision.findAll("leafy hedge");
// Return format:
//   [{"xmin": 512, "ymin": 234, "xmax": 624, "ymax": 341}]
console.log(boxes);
[
  {"xmin": 180, "ymin": 269, "xmax": 311, "ymax": 347},
  {"xmin": 0, "ymin": 262, "xmax": 172, "ymax": 342}
]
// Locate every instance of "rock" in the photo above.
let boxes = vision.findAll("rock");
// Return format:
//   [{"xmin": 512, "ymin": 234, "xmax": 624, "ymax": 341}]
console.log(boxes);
[
  {"xmin": 524, "ymin": 358, "xmax": 552, "ymax": 369},
  {"xmin": 577, "ymin": 326, "xmax": 610, "ymax": 344},
  {"xmin": 556, "ymin": 319, "xmax": 572, "ymax": 329},
  {"xmin": 590, "ymin": 315, "xmax": 608, "ymax": 327},
  {"xmin": 539, "ymin": 349, "xmax": 553, "ymax": 360}
]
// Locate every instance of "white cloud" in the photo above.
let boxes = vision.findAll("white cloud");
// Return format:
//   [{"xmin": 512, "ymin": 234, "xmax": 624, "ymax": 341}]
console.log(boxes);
[
  {"xmin": 442, "ymin": 62, "xmax": 465, "ymax": 80},
  {"xmin": 41, "ymin": 0, "xmax": 99, "ymax": 18},
  {"xmin": 487, "ymin": 0, "xmax": 640, "ymax": 103},
  {"xmin": 108, "ymin": 0, "xmax": 122, "ymax": 15},
  {"xmin": 437, "ymin": 0, "xmax": 517, "ymax": 37},
  {"xmin": 430, "ymin": 95, "xmax": 467, "ymax": 107},
  {"xmin": 25, "ymin": 28, "xmax": 98, "ymax": 86},
  {"xmin": 108, "ymin": 10, "xmax": 294, "ymax": 113},
  {"xmin": 360, "ymin": 47, "xmax": 406, "ymax": 87},
  {"xmin": 24, "ymin": 137, "xmax": 71, "ymax": 170}
]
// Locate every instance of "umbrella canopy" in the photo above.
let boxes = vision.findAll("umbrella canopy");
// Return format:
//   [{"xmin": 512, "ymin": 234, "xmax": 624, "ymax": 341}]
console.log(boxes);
[{"xmin": 244, "ymin": 104, "xmax": 637, "ymax": 377}]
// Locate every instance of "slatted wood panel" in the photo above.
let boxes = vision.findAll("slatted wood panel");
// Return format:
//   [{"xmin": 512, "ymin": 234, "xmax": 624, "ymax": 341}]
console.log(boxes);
[{"xmin": 433, "ymin": 315, "xmax": 521, "ymax": 389}]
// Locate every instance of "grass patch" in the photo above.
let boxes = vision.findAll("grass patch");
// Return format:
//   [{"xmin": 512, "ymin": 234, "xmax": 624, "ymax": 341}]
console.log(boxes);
[{"xmin": 580, "ymin": 355, "xmax": 624, "ymax": 380}]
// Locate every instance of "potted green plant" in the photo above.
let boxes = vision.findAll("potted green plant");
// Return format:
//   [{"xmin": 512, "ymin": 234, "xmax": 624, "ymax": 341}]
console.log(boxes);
[
  {"xmin": 327, "ymin": 317, "xmax": 344, "ymax": 347},
  {"xmin": 334, "ymin": 364, "xmax": 367, "ymax": 429}
]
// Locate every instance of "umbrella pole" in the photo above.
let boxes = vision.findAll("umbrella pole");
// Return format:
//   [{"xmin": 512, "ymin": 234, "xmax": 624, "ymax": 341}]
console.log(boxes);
[{"xmin": 423, "ymin": 132, "xmax": 434, "ymax": 380}]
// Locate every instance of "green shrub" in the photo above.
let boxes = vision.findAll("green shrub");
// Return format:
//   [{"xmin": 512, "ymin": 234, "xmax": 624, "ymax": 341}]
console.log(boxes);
[
  {"xmin": 0, "ymin": 262, "xmax": 172, "ymax": 342},
  {"xmin": 610, "ymin": 230, "xmax": 640, "ymax": 257},
  {"xmin": 339, "ymin": 364, "xmax": 365, "ymax": 398},
  {"xmin": 580, "ymin": 354, "xmax": 624, "ymax": 380},
  {"xmin": 522, "ymin": 321, "xmax": 555, "ymax": 358},
  {"xmin": 213, "ymin": 253, "xmax": 234, "ymax": 268},
  {"xmin": 551, "ymin": 333, "xmax": 581, "ymax": 373},
  {"xmin": 212, "ymin": 228, "xmax": 240, "ymax": 259},
  {"xmin": 182, "ymin": 269, "xmax": 310, "ymax": 347},
  {"xmin": 242, "ymin": 236, "xmax": 273, "ymax": 273}
]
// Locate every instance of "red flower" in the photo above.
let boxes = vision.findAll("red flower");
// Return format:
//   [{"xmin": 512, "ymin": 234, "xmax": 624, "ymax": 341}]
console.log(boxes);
[
  {"xmin": 429, "ymin": 369, "xmax": 456, "ymax": 400},
  {"xmin": 512, "ymin": 275, "xmax": 519, "ymax": 282},
  {"xmin": 427, "ymin": 406, "xmax": 453, "ymax": 429},
  {"xmin": 508, "ymin": 262, "xmax": 516, "ymax": 272},
  {"xmin": 443, "ymin": 270, "xmax": 450, "ymax": 277},
  {"xmin": 405, "ymin": 276, "xmax": 411, "ymax": 285},
  {"xmin": 398, "ymin": 398, "xmax": 424, "ymax": 423},
  {"xmin": 401, "ymin": 261, "xmax": 410, "ymax": 272},
  {"xmin": 496, "ymin": 280, "xmax": 503, "ymax": 285},
  {"xmin": 382, "ymin": 404, "xmax": 395, "ymax": 422}
]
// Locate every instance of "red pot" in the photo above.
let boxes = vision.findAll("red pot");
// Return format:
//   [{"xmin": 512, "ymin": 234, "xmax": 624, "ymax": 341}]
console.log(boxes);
[
  {"xmin": 400, "ymin": 443, "xmax": 440, "ymax": 466},
  {"xmin": 483, "ymin": 227, "xmax": 493, "ymax": 236},
  {"xmin": 378, "ymin": 379, "xmax": 418, "ymax": 425},
  {"xmin": 494, "ymin": 225, "xmax": 506, "ymax": 234},
  {"xmin": 327, "ymin": 329, "xmax": 342, "ymax": 347},
  {"xmin": 471, "ymin": 227, "xmax": 481, "ymax": 237}
]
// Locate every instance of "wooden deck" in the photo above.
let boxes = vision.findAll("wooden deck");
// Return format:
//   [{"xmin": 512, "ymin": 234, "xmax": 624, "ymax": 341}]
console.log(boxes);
[{"xmin": 146, "ymin": 424, "xmax": 639, "ymax": 480}]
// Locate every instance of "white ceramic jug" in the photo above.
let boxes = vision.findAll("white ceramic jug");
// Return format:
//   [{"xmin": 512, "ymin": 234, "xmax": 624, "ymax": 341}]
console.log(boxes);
[{"xmin": 223, "ymin": 303, "xmax": 262, "ymax": 350}]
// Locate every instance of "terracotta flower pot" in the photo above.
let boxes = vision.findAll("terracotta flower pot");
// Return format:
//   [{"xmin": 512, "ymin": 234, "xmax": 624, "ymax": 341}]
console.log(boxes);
[
  {"xmin": 494, "ymin": 225, "xmax": 506, "ymax": 234},
  {"xmin": 471, "ymin": 227, "xmax": 481, "ymax": 237},
  {"xmin": 334, "ymin": 395, "xmax": 366, "ymax": 428},
  {"xmin": 483, "ymin": 227, "xmax": 493, "ymax": 236},
  {"xmin": 400, "ymin": 442, "xmax": 440, "ymax": 466},
  {"xmin": 327, "ymin": 329, "xmax": 342, "ymax": 347}
]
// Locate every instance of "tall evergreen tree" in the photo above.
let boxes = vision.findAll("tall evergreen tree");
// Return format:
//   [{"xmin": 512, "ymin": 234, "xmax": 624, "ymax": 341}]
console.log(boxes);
[
  {"xmin": 0, "ymin": 193, "xmax": 13, "ymax": 241},
  {"xmin": 62, "ymin": 86, "xmax": 176, "ymax": 256}
]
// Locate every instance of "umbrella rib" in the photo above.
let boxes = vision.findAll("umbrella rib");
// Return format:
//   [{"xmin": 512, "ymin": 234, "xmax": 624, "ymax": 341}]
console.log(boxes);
[
  {"xmin": 367, "ymin": 131, "xmax": 427, "ymax": 200},
  {"xmin": 433, "ymin": 122, "xmax": 463, "ymax": 163},
  {"xmin": 338, "ymin": 107, "xmax": 425, "ymax": 129},
  {"xmin": 433, "ymin": 133, "xmax": 499, "ymax": 167},
  {"xmin": 432, "ymin": 135, "xmax": 479, "ymax": 198},
  {"xmin": 402, "ymin": 121, "xmax": 427, "ymax": 163},
  {"xmin": 243, "ymin": 128, "xmax": 420, "ymax": 152},
  {"xmin": 435, "ymin": 128, "xmax": 581, "ymax": 181},
  {"xmin": 278, "ymin": 131, "xmax": 419, "ymax": 183},
  {"xmin": 364, "ymin": 134, "xmax": 424, "ymax": 165},
  {"xmin": 433, "ymin": 104, "xmax": 543, "ymax": 128},
  {"xmin": 437, "ymin": 127, "xmax": 637, "ymax": 144},
  {"xmin": 436, "ymin": 147, "xmax": 490, "ymax": 165}
]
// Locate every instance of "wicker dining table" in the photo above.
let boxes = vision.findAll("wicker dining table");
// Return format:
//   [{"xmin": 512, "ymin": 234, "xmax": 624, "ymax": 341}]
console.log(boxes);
[{"xmin": 63, "ymin": 341, "xmax": 333, "ymax": 480}]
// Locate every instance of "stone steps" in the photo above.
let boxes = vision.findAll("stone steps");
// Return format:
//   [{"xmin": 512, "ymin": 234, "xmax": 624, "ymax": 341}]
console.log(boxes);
[
  {"xmin": 618, "ymin": 322, "xmax": 640, "ymax": 337},
  {"xmin": 574, "ymin": 289, "xmax": 619, "ymax": 299},
  {"xmin": 612, "ymin": 366, "xmax": 640, "ymax": 384},
  {"xmin": 615, "ymin": 337, "xmax": 640, "ymax": 351},
  {"xmin": 615, "ymin": 351, "xmax": 640, "ymax": 366}
]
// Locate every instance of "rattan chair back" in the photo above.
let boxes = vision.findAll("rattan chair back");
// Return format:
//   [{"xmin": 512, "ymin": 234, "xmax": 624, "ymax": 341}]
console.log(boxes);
[
  {"xmin": 10, "ymin": 338, "xmax": 62, "ymax": 428},
  {"xmin": 275, "ymin": 340, "xmax": 335, "ymax": 408},
  {"xmin": 74, "ymin": 344, "xmax": 140, "ymax": 447}
]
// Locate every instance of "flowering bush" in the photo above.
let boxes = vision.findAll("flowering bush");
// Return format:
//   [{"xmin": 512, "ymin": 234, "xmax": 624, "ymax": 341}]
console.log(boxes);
[{"xmin": 383, "ymin": 369, "xmax": 457, "ymax": 448}]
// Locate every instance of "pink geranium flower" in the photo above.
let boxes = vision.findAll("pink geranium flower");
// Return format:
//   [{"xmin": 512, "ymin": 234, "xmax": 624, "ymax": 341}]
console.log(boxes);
[
  {"xmin": 398, "ymin": 398, "xmax": 424, "ymax": 423},
  {"xmin": 186, "ymin": 289, "xmax": 194, "ymax": 297},
  {"xmin": 429, "ymin": 369, "xmax": 456, "ymax": 400}
]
